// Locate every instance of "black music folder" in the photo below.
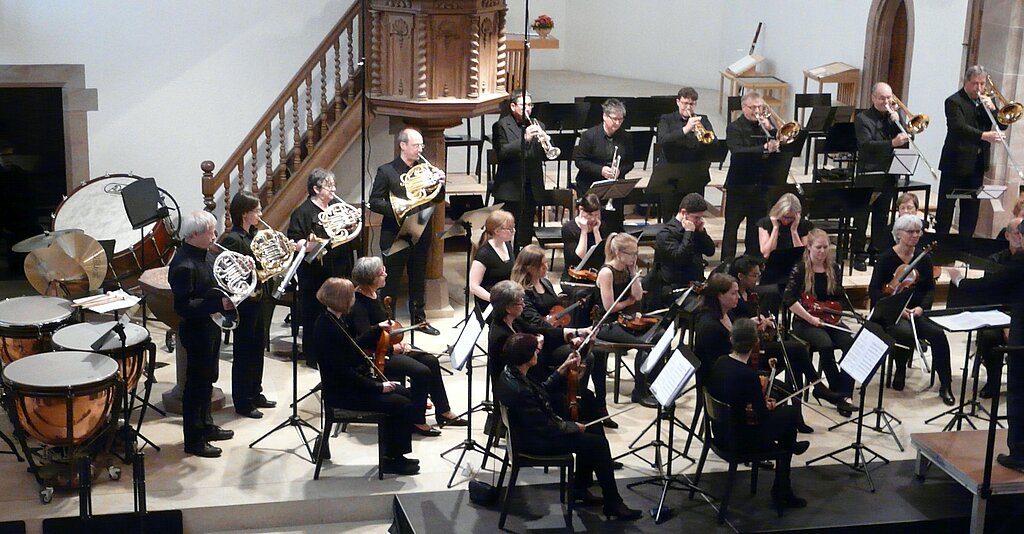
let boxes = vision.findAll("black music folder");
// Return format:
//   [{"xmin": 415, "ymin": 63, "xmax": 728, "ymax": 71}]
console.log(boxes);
[
  {"xmin": 647, "ymin": 162, "xmax": 710, "ymax": 195},
  {"xmin": 724, "ymin": 152, "xmax": 792, "ymax": 190},
  {"xmin": 762, "ymin": 246, "xmax": 805, "ymax": 287}
]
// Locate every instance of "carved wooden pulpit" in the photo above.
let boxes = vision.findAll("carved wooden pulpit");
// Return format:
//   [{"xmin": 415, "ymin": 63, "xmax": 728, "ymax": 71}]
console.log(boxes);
[{"xmin": 367, "ymin": 0, "xmax": 509, "ymax": 317}]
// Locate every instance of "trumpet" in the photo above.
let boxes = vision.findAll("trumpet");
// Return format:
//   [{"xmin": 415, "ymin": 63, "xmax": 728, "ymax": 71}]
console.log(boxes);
[
  {"xmin": 209, "ymin": 242, "xmax": 257, "ymax": 331},
  {"xmin": 605, "ymin": 145, "xmax": 621, "ymax": 211},
  {"xmin": 980, "ymin": 76, "xmax": 1024, "ymax": 178},
  {"xmin": 389, "ymin": 155, "xmax": 445, "ymax": 221},
  {"xmin": 884, "ymin": 96, "xmax": 939, "ymax": 179},
  {"xmin": 687, "ymin": 112, "xmax": 716, "ymax": 144},
  {"xmin": 757, "ymin": 104, "xmax": 801, "ymax": 145},
  {"xmin": 526, "ymin": 115, "xmax": 561, "ymax": 159}
]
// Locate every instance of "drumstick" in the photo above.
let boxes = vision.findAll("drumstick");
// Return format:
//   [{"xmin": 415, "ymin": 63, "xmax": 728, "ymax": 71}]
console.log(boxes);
[{"xmin": 583, "ymin": 405, "xmax": 640, "ymax": 428}]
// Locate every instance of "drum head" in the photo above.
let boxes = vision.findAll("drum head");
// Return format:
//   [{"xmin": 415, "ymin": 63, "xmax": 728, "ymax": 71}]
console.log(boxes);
[
  {"xmin": 52, "ymin": 322, "xmax": 149, "ymax": 352},
  {"xmin": 53, "ymin": 176, "xmax": 158, "ymax": 254},
  {"xmin": 2, "ymin": 351, "xmax": 118, "ymax": 389},
  {"xmin": 0, "ymin": 296, "xmax": 73, "ymax": 327}
]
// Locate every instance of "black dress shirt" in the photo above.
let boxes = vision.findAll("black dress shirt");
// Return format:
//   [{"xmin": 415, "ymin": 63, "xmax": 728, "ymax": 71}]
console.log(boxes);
[
  {"xmin": 574, "ymin": 124, "xmax": 634, "ymax": 196},
  {"xmin": 855, "ymin": 106, "xmax": 908, "ymax": 173}
]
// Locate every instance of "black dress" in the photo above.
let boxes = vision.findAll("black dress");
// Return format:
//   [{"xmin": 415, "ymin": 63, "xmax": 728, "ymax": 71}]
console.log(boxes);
[
  {"xmin": 783, "ymin": 263, "xmax": 854, "ymax": 396},
  {"xmin": 755, "ymin": 217, "xmax": 813, "ymax": 256},
  {"xmin": 473, "ymin": 240, "xmax": 514, "ymax": 310}
]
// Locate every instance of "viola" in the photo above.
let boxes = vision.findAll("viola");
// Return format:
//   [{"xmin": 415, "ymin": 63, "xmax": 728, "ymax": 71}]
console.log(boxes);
[
  {"xmin": 883, "ymin": 242, "xmax": 937, "ymax": 296},
  {"xmin": 545, "ymin": 297, "xmax": 586, "ymax": 328},
  {"xmin": 800, "ymin": 294, "xmax": 843, "ymax": 325},
  {"xmin": 567, "ymin": 267, "xmax": 598, "ymax": 283},
  {"xmin": 566, "ymin": 348, "xmax": 588, "ymax": 422},
  {"xmin": 380, "ymin": 295, "xmax": 429, "ymax": 351},
  {"xmin": 616, "ymin": 312, "xmax": 658, "ymax": 331}
]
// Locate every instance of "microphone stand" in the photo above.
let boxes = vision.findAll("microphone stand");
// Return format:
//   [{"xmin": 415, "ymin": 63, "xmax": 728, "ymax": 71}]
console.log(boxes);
[{"xmin": 514, "ymin": 0, "xmax": 531, "ymax": 257}]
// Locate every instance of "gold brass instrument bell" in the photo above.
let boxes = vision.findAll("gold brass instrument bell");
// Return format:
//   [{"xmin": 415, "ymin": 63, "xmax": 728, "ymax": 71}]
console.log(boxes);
[
  {"xmin": 690, "ymin": 114, "xmax": 716, "ymax": 144},
  {"xmin": 889, "ymin": 94, "xmax": 930, "ymax": 134},
  {"xmin": 390, "ymin": 155, "xmax": 445, "ymax": 221},
  {"xmin": 250, "ymin": 217, "xmax": 296, "ymax": 282},
  {"xmin": 986, "ymin": 75, "xmax": 1024, "ymax": 125},
  {"xmin": 758, "ymin": 104, "xmax": 801, "ymax": 144}
]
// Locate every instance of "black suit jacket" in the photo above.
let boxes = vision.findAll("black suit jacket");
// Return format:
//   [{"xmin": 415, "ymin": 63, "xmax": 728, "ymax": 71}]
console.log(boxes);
[
  {"xmin": 492, "ymin": 114, "xmax": 547, "ymax": 202},
  {"xmin": 956, "ymin": 251, "xmax": 1024, "ymax": 344},
  {"xmin": 573, "ymin": 124, "xmax": 634, "ymax": 196},
  {"xmin": 855, "ymin": 106, "xmax": 908, "ymax": 173},
  {"xmin": 657, "ymin": 111, "xmax": 716, "ymax": 164},
  {"xmin": 939, "ymin": 88, "xmax": 1004, "ymax": 175},
  {"xmin": 368, "ymin": 156, "xmax": 440, "ymax": 250}
]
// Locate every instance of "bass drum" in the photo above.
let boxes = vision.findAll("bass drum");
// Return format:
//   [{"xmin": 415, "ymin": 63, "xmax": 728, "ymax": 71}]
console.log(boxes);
[
  {"xmin": 2, "ymin": 351, "xmax": 119, "ymax": 447},
  {"xmin": 53, "ymin": 174, "xmax": 175, "ymax": 288}
]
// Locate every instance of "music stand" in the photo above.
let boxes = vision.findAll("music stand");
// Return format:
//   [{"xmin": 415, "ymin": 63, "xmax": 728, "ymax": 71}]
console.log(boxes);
[
  {"xmin": 761, "ymin": 246, "xmax": 804, "ymax": 287},
  {"xmin": 586, "ymin": 177, "xmax": 640, "ymax": 207},
  {"xmin": 805, "ymin": 321, "xmax": 895, "ymax": 492},
  {"xmin": 801, "ymin": 184, "xmax": 873, "ymax": 267},
  {"xmin": 121, "ymin": 177, "xmax": 167, "ymax": 328}
]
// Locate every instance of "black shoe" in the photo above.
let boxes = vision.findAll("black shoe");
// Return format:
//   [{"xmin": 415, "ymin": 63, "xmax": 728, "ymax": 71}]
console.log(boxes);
[
  {"xmin": 436, "ymin": 415, "xmax": 469, "ymax": 427},
  {"xmin": 979, "ymin": 382, "xmax": 995, "ymax": 400},
  {"xmin": 603, "ymin": 501, "xmax": 642, "ymax": 521},
  {"xmin": 602, "ymin": 418, "xmax": 619, "ymax": 429},
  {"xmin": 381, "ymin": 459, "xmax": 420, "ymax": 476},
  {"xmin": 612, "ymin": 460, "xmax": 624, "ymax": 470},
  {"xmin": 385, "ymin": 455, "xmax": 420, "ymax": 467},
  {"xmin": 940, "ymin": 385, "xmax": 956, "ymax": 406},
  {"xmin": 812, "ymin": 384, "xmax": 841, "ymax": 406},
  {"xmin": 207, "ymin": 427, "xmax": 235, "ymax": 441},
  {"xmin": 254, "ymin": 396, "xmax": 277, "ymax": 409},
  {"xmin": 772, "ymin": 490, "xmax": 808, "ymax": 509},
  {"xmin": 836, "ymin": 399, "xmax": 856, "ymax": 417},
  {"xmin": 420, "ymin": 324, "xmax": 441, "ymax": 336},
  {"xmin": 185, "ymin": 443, "xmax": 222, "ymax": 458},
  {"xmin": 573, "ymin": 489, "xmax": 604, "ymax": 506},
  {"xmin": 413, "ymin": 425, "xmax": 442, "ymax": 437},
  {"xmin": 793, "ymin": 440, "xmax": 810, "ymax": 456},
  {"xmin": 997, "ymin": 453, "xmax": 1024, "ymax": 473},
  {"xmin": 892, "ymin": 369, "xmax": 906, "ymax": 391},
  {"xmin": 235, "ymin": 408, "xmax": 263, "ymax": 419},
  {"xmin": 797, "ymin": 422, "xmax": 814, "ymax": 434},
  {"xmin": 633, "ymin": 394, "xmax": 659, "ymax": 408},
  {"xmin": 853, "ymin": 254, "xmax": 868, "ymax": 272},
  {"xmin": 305, "ymin": 360, "xmax": 319, "ymax": 370}
]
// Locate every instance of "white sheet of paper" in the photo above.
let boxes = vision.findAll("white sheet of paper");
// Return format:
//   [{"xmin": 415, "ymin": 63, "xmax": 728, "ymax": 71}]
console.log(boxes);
[
  {"xmin": 649, "ymin": 349, "xmax": 696, "ymax": 408},
  {"xmin": 839, "ymin": 327, "xmax": 889, "ymax": 384},
  {"xmin": 642, "ymin": 322, "xmax": 676, "ymax": 375},
  {"xmin": 930, "ymin": 310, "xmax": 1011, "ymax": 332},
  {"xmin": 450, "ymin": 313, "xmax": 484, "ymax": 371}
]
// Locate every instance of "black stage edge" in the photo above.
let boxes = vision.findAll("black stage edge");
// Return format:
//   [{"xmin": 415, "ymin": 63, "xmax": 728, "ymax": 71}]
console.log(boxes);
[
  {"xmin": 392, "ymin": 460, "xmax": 1024, "ymax": 533},
  {"xmin": 0, "ymin": 522, "xmax": 24, "ymax": 534},
  {"xmin": 41, "ymin": 510, "xmax": 182, "ymax": 534}
]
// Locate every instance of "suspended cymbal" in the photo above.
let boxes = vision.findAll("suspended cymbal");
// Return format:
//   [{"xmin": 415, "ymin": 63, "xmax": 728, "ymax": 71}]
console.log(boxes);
[
  {"xmin": 12, "ymin": 229, "xmax": 84, "ymax": 253},
  {"xmin": 25, "ymin": 246, "xmax": 89, "ymax": 296},
  {"xmin": 50, "ymin": 232, "xmax": 107, "ymax": 290}
]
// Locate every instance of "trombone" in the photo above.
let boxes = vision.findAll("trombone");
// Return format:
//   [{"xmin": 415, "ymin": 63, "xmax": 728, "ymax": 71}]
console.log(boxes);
[
  {"xmin": 981, "ymin": 76, "xmax": 1024, "ymax": 179},
  {"xmin": 885, "ymin": 95, "xmax": 940, "ymax": 179},
  {"xmin": 757, "ymin": 104, "xmax": 801, "ymax": 145}
]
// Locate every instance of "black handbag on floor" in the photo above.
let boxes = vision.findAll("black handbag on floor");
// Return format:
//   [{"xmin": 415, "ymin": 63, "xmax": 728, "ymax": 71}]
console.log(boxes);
[{"xmin": 469, "ymin": 479, "xmax": 499, "ymax": 506}]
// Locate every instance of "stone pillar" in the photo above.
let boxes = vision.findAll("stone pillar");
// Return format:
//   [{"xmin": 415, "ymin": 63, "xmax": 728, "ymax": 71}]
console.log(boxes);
[
  {"xmin": 160, "ymin": 335, "xmax": 226, "ymax": 414},
  {"xmin": 975, "ymin": 2, "xmax": 1024, "ymax": 235}
]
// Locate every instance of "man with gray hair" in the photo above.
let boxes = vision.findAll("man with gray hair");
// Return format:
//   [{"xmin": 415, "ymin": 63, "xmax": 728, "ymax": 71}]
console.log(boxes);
[
  {"xmin": 169, "ymin": 210, "xmax": 235, "ymax": 457},
  {"xmin": 937, "ymin": 65, "xmax": 1008, "ymax": 239},
  {"xmin": 574, "ymin": 98, "xmax": 634, "ymax": 233}
]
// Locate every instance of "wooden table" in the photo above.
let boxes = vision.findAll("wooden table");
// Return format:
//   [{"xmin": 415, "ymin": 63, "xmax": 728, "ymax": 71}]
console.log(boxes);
[
  {"xmin": 732, "ymin": 76, "xmax": 789, "ymax": 119},
  {"xmin": 505, "ymin": 34, "xmax": 559, "ymax": 91}
]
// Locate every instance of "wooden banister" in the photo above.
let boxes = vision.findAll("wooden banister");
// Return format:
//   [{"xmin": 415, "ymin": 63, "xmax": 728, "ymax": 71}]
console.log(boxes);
[{"xmin": 203, "ymin": 1, "xmax": 363, "ymax": 229}]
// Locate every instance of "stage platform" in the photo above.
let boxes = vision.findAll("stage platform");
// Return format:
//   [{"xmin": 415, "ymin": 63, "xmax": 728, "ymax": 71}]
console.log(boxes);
[
  {"xmin": 393, "ymin": 460, "xmax": 1024, "ymax": 533},
  {"xmin": 913, "ymin": 429, "xmax": 1024, "ymax": 534}
]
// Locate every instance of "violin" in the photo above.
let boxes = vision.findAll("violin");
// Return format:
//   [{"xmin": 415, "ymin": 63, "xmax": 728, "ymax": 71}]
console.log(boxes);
[
  {"xmin": 545, "ymin": 296, "xmax": 586, "ymax": 328},
  {"xmin": 565, "ymin": 348, "xmax": 588, "ymax": 422},
  {"xmin": 616, "ymin": 312, "xmax": 659, "ymax": 331},
  {"xmin": 567, "ymin": 267, "xmax": 598, "ymax": 283},
  {"xmin": 883, "ymin": 242, "xmax": 937, "ymax": 296},
  {"xmin": 800, "ymin": 294, "xmax": 843, "ymax": 325}
]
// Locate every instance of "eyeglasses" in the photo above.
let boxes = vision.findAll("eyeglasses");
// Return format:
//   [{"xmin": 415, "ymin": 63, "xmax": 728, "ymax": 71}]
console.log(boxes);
[
  {"xmin": 499, "ymin": 226, "xmax": 516, "ymax": 232},
  {"xmin": 406, "ymin": 142, "xmax": 425, "ymax": 148}
]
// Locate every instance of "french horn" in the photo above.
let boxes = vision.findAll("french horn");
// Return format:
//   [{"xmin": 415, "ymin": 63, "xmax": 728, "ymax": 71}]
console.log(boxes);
[
  {"xmin": 390, "ymin": 155, "xmax": 444, "ymax": 221},
  {"xmin": 209, "ymin": 242, "xmax": 257, "ymax": 331},
  {"xmin": 318, "ymin": 195, "xmax": 363, "ymax": 245},
  {"xmin": 251, "ymin": 217, "xmax": 295, "ymax": 282}
]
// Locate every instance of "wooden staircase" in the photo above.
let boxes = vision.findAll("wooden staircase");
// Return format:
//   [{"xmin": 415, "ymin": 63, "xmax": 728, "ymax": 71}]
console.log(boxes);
[{"xmin": 201, "ymin": 1, "xmax": 370, "ymax": 230}]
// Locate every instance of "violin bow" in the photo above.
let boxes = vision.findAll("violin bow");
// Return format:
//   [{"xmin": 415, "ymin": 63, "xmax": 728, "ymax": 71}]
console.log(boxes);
[{"xmin": 329, "ymin": 313, "xmax": 390, "ymax": 382}]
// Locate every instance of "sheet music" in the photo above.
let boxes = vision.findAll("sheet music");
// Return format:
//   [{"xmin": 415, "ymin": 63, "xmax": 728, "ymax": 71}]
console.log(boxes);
[
  {"xmin": 930, "ymin": 310, "xmax": 1011, "ymax": 332},
  {"xmin": 642, "ymin": 322, "xmax": 676, "ymax": 375},
  {"xmin": 449, "ymin": 313, "xmax": 484, "ymax": 371},
  {"xmin": 649, "ymin": 349, "xmax": 696, "ymax": 408},
  {"xmin": 839, "ymin": 327, "xmax": 889, "ymax": 384}
]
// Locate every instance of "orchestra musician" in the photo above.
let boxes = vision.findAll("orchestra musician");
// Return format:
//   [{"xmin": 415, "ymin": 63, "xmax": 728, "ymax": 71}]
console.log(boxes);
[
  {"xmin": 574, "ymin": 98, "xmax": 634, "ymax": 233},
  {"xmin": 348, "ymin": 257, "xmax": 466, "ymax": 435},
  {"xmin": 561, "ymin": 193, "xmax": 606, "ymax": 282},
  {"xmin": 706, "ymin": 318, "xmax": 810, "ymax": 510},
  {"xmin": 492, "ymin": 90, "xmax": 547, "ymax": 250},
  {"xmin": 723, "ymin": 92, "xmax": 778, "ymax": 261},
  {"xmin": 494, "ymin": 333, "xmax": 643, "ymax": 520},
  {"xmin": 169, "ymin": 210, "xmax": 236, "ymax": 458},
  {"xmin": 656, "ymin": 87, "xmax": 716, "ymax": 222},
  {"xmin": 369, "ymin": 127, "xmax": 443, "ymax": 337},
  {"xmin": 594, "ymin": 232, "xmax": 657, "ymax": 406},
  {"xmin": 311, "ymin": 277, "xmax": 419, "ymax": 476},
  {"xmin": 783, "ymin": 229, "xmax": 858, "ymax": 417},
  {"xmin": 287, "ymin": 168, "xmax": 356, "ymax": 369},
  {"xmin": 646, "ymin": 193, "xmax": 715, "ymax": 311},
  {"xmin": 937, "ymin": 65, "xmax": 1008, "ymax": 239},
  {"xmin": 852, "ymin": 82, "xmax": 912, "ymax": 270},
  {"xmin": 469, "ymin": 209, "xmax": 516, "ymax": 311},
  {"xmin": 218, "ymin": 192, "xmax": 276, "ymax": 419},
  {"xmin": 757, "ymin": 193, "xmax": 812, "ymax": 259},
  {"xmin": 867, "ymin": 215, "xmax": 955, "ymax": 405},
  {"xmin": 946, "ymin": 217, "xmax": 1024, "ymax": 472}
]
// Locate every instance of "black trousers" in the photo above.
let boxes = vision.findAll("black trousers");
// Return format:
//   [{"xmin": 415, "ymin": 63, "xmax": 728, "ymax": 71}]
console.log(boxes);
[
  {"xmin": 231, "ymin": 298, "xmax": 265, "ymax": 412},
  {"xmin": 790, "ymin": 319, "xmax": 855, "ymax": 397},
  {"xmin": 180, "ymin": 320, "xmax": 221, "ymax": 448},
  {"xmin": 298, "ymin": 271, "xmax": 327, "ymax": 365},
  {"xmin": 753, "ymin": 404, "xmax": 800, "ymax": 492},
  {"xmin": 721, "ymin": 188, "xmax": 767, "ymax": 261},
  {"xmin": 979, "ymin": 328, "xmax": 1007, "ymax": 385},
  {"xmin": 384, "ymin": 352, "xmax": 449, "ymax": 425},
  {"xmin": 520, "ymin": 430, "xmax": 623, "ymax": 505},
  {"xmin": 501, "ymin": 197, "xmax": 537, "ymax": 250},
  {"xmin": 332, "ymin": 385, "xmax": 414, "ymax": 459},
  {"xmin": 381, "ymin": 233, "xmax": 431, "ymax": 323},
  {"xmin": 1008, "ymin": 354, "xmax": 1024, "ymax": 457},
  {"xmin": 887, "ymin": 316, "xmax": 953, "ymax": 387},
  {"xmin": 935, "ymin": 160, "xmax": 984, "ymax": 239}
]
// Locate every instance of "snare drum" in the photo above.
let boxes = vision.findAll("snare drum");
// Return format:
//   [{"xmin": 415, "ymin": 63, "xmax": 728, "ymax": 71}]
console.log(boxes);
[
  {"xmin": 0, "ymin": 296, "xmax": 75, "ymax": 365},
  {"xmin": 53, "ymin": 174, "xmax": 174, "ymax": 286},
  {"xmin": 2, "ymin": 351, "xmax": 118, "ymax": 447},
  {"xmin": 52, "ymin": 322, "xmax": 151, "ymax": 392}
]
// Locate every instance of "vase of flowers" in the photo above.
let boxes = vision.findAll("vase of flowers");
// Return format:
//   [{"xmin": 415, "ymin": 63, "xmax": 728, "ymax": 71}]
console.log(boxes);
[{"xmin": 532, "ymin": 14, "xmax": 554, "ymax": 38}]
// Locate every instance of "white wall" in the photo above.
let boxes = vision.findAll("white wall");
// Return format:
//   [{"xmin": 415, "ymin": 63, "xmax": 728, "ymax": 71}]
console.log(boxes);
[
  {"xmin": 505, "ymin": 0, "xmax": 567, "ymax": 70},
  {"xmin": 0, "ymin": 0, "xmax": 349, "ymax": 216}
]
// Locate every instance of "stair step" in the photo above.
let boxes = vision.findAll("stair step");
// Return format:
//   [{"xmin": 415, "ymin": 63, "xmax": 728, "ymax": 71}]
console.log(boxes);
[{"xmin": 210, "ymin": 519, "xmax": 392, "ymax": 534}]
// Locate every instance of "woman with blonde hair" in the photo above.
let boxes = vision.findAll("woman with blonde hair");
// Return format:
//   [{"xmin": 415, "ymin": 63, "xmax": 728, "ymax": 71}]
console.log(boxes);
[
  {"xmin": 469, "ymin": 209, "xmax": 516, "ymax": 310},
  {"xmin": 757, "ymin": 192, "xmax": 813, "ymax": 258}
]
